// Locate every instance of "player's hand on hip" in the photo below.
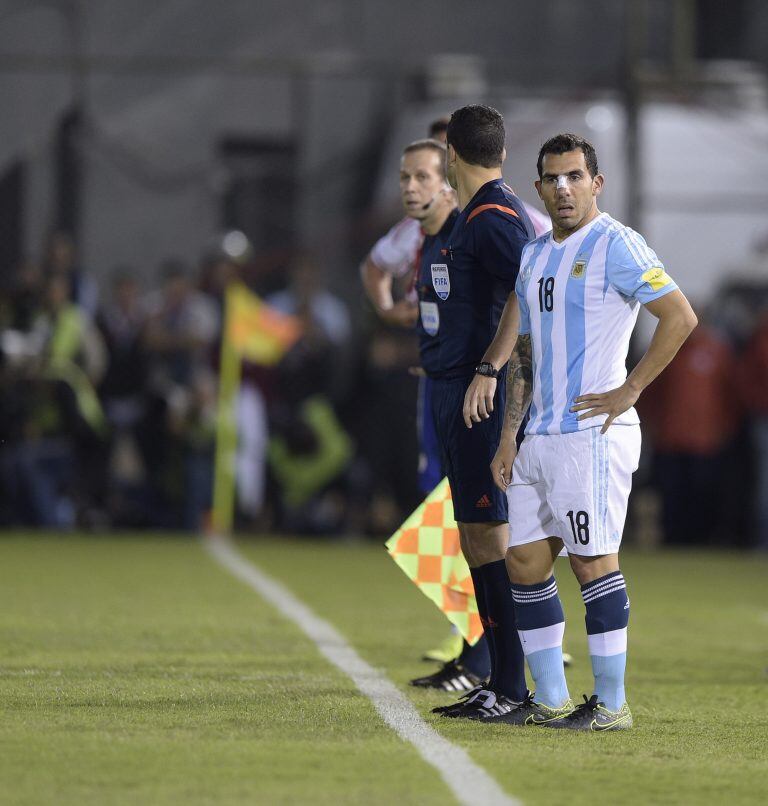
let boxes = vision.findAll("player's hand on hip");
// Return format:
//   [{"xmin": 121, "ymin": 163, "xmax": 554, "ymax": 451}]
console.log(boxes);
[
  {"xmin": 571, "ymin": 381, "xmax": 641, "ymax": 434},
  {"xmin": 381, "ymin": 300, "xmax": 418, "ymax": 328},
  {"xmin": 490, "ymin": 440, "xmax": 517, "ymax": 491},
  {"xmin": 463, "ymin": 375, "xmax": 496, "ymax": 428}
]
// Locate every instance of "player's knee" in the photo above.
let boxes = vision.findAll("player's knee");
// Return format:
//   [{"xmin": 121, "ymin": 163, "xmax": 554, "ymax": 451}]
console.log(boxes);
[
  {"xmin": 505, "ymin": 545, "xmax": 552, "ymax": 585},
  {"xmin": 467, "ymin": 539, "xmax": 505, "ymax": 566},
  {"xmin": 568, "ymin": 553, "xmax": 619, "ymax": 586},
  {"xmin": 460, "ymin": 522, "xmax": 507, "ymax": 561}
]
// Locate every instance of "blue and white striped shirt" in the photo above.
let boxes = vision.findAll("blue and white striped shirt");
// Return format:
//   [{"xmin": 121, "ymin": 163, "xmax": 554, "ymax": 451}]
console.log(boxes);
[{"xmin": 517, "ymin": 212, "xmax": 677, "ymax": 435}]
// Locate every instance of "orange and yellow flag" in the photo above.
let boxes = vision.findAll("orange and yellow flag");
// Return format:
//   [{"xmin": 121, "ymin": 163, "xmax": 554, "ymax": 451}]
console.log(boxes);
[
  {"xmin": 211, "ymin": 283, "xmax": 303, "ymax": 535},
  {"xmin": 386, "ymin": 478, "xmax": 482, "ymax": 645},
  {"xmin": 225, "ymin": 282, "xmax": 302, "ymax": 365}
]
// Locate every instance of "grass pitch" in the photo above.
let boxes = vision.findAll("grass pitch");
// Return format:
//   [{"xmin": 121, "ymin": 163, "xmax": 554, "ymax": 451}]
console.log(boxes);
[{"xmin": 0, "ymin": 532, "xmax": 766, "ymax": 805}]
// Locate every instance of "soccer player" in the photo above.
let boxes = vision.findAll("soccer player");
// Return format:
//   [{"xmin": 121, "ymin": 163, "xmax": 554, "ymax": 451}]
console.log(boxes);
[
  {"xmin": 490, "ymin": 133, "xmax": 697, "ymax": 729},
  {"xmin": 420, "ymin": 105, "xmax": 536, "ymax": 720}
]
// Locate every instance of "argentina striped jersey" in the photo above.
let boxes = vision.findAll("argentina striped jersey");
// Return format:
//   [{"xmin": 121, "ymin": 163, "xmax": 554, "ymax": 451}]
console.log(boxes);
[{"xmin": 517, "ymin": 212, "xmax": 678, "ymax": 435}]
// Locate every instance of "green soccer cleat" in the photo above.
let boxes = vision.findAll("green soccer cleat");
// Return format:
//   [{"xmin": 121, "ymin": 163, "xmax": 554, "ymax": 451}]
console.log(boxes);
[
  {"xmin": 544, "ymin": 694, "xmax": 633, "ymax": 731},
  {"xmin": 488, "ymin": 692, "xmax": 574, "ymax": 726},
  {"xmin": 422, "ymin": 631, "xmax": 464, "ymax": 663}
]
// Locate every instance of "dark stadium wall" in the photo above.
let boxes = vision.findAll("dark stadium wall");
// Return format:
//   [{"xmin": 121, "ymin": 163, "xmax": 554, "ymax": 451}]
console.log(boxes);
[{"xmin": 1, "ymin": 0, "xmax": 767, "ymax": 290}]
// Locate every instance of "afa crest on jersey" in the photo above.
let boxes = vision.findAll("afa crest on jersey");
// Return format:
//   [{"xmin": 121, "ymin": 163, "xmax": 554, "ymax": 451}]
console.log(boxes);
[
  {"xmin": 431, "ymin": 263, "xmax": 450, "ymax": 300},
  {"xmin": 570, "ymin": 259, "xmax": 587, "ymax": 279}
]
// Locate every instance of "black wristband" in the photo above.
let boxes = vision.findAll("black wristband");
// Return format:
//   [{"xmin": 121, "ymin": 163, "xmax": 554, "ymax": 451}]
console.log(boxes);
[{"xmin": 474, "ymin": 362, "xmax": 498, "ymax": 379}]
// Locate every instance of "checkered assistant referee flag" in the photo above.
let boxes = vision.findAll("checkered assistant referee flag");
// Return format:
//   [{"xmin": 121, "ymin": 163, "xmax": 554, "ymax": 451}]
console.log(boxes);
[{"xmin": 386, "ymin": 478, "xmax": 482, "ymax": 645}]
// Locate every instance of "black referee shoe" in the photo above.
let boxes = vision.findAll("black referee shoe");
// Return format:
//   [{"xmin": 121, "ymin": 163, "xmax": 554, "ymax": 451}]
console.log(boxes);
[
  {"xmin": 431, "ymin": 685, "xmax": 485, "ymax": 715},
  {"xmin": 441, "ymin": 688, "xmax": 530, "ymax": 720},
  {"xmin": 410, "ymin": 660, "xmax": 485, "ymax": 693}
]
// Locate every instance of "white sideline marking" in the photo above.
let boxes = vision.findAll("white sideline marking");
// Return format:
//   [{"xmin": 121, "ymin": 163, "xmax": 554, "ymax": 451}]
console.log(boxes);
[{"xmin": 204, "ymin": 536, "xmax": 520, "ymax": 806}]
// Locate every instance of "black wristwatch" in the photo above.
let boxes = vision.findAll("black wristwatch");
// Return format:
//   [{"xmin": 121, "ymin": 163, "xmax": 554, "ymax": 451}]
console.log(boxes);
[{"xmin": 474, "ymin": 362, "xmax": 499, "ymax": 379}]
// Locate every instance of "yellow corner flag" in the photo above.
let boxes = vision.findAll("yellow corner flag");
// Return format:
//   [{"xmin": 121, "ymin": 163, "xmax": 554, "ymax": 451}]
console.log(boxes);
[
  {"xmin": 385, "ymin": 478, "xmax": 482, "ymax": 645},
  {"xmin": 226, "ymin": 282, "xmax": 303, "ymax": 365},
  {"xmin": 211, "ymin": 283, "xmax": 303, "ymax": 535}
]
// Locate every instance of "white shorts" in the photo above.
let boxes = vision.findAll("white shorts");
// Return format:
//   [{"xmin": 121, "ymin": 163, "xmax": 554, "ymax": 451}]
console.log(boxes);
[{"xmin": 506, "ymin": 425, "xmax": 641, "ymax": 557}]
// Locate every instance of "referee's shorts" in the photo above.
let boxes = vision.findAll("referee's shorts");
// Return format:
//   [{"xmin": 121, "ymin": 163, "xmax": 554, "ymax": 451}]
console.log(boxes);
[{"xmin": 430, "ymin": 372, "xmax": 507, "ymax": 524}]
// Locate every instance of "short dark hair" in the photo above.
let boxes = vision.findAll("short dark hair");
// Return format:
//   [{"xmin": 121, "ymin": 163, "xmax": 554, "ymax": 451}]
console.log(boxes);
[
  {"xmin": 537, "ymin": 133, "xmax": 599, "ymax": 179},
  {"xmin": 402, "ymin": 139, "xmax": 447, "ymax": 180},
  {"xmin": 428, "ymin": 117, "xmax": 449, "ymax": 138},
  {"xmin": 446, "ymin": 105, "xmax": 505, "ymax": 168}
]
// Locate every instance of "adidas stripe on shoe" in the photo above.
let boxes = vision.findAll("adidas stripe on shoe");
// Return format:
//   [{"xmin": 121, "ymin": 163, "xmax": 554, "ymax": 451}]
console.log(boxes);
[
  {"xmin": 410, "ymin": 661, "xmax": 484, "ymax": 693},
  {"xmin": 441, "ymin": 688, "xmax": 530, "ymax": 721}
]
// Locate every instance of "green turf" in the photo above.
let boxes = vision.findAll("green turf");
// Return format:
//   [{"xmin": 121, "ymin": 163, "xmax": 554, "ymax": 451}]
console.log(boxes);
[
  {"xmin": 1, "ymin": 533, "xmax": 766, "ymax": 806},
  {"xmin": 0, "ymin": 534, "xmax": 453, "ymax": 806},
  {"xmin": 244, "ymin": 539, "xmax": 768, "ymax": 806}
]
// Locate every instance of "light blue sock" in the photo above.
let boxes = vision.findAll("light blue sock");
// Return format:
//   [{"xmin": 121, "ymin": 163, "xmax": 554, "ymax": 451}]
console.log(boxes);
[
  {"xmin": 525, "ymin": 645, "xmax": 570, "ymax": 708},
  {"xmin": 582, "ymin": 572, "xmax": 630, "ymax": 712},
  {"xmin": 511, "ymin": 577, "xmax": 570, "ymax": 708},
  {"xmin": 591, "ymin": 652, "xmax": 627, "ymax": 711}
]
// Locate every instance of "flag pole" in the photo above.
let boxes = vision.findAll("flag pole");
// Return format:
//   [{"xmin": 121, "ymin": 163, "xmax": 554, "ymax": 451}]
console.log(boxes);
[{"xmin": 211, "ymin": 285, "xmax": 242, "ymax": 535}]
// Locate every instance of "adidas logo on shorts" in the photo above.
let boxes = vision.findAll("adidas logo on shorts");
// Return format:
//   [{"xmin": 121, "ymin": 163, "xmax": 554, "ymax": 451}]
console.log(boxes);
[{"xmin": 475, "ymin": 494, "xmax": 492, "ymax": 508}]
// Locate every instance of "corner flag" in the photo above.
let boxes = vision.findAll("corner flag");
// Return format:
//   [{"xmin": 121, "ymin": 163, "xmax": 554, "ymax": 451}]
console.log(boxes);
[{"xmin": 211, "ymin": 283, "xmax": 302, "ymax": 534}]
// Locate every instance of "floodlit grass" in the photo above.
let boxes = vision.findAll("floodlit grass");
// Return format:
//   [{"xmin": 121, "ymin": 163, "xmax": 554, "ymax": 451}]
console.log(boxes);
[
  {"xmin": 246, "ymin": 539, "xmax": 768, "ymax": 806},
  {"xmin": 0, "ymin": 532, "xmax": 766, "ymax": 805},
  {"xmin": 0, "ymin": 534, "xmax": 452, "ymax": 806}
]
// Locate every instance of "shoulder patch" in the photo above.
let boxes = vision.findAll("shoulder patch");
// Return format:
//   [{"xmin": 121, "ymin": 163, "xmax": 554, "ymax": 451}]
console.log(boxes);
[{"xmin": 466, "ymin": 204, "xmax": 519, "ymax": 224}]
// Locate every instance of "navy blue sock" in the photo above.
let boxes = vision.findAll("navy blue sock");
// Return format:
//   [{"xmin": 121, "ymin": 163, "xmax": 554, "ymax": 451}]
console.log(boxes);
[
  {"xmin": 478, "ymin": 559, "xmax": 527, "ymax": 700},
  {"xmin": 457, "ymin": 636, "xmax": 491, "ymax": 678},
  {"xmin": 469, "ymin": 566, "xmax": 496, "ymax": 684}
]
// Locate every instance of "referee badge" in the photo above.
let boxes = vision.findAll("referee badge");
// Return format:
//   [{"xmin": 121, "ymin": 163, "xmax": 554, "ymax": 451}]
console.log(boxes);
[
  {"xmin": 431, "ymin": 263, "xmax": 450, "ymax": 300},
  {"xmin": 570, "ymin": 259, "xmax": 586, "ymax": 279},
  {"xmin": 419, "ymin": 301, "xmax": 440, "ymax": 336}
]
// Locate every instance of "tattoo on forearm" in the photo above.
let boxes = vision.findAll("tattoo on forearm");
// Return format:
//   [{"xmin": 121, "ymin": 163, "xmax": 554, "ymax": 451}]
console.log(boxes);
[{"xmin": 504, "ymin": 334, "xmax": 533, "ymax": 433}]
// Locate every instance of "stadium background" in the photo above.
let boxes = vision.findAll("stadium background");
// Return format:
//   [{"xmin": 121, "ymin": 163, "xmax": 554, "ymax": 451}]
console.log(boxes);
[
  {"xmin": 1, "ymin": 0, "xmax": 767, "ymax": 542},
  {"xmin": 0, "ymin": 2, "xmax": 767, "ymax": 804}
]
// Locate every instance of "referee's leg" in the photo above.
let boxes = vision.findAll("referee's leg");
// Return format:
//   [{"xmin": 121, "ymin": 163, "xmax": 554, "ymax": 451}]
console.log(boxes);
[{"xmin": 460, "ymin": 521, "xmax": 527, "ymax": 703}]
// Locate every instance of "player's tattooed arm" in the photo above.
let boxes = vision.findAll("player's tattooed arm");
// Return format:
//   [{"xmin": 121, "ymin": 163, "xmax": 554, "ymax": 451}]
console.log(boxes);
[
  {"xmin": 491, "ymin": 334, "xmax": 532, "ymax": 490},
  {"xmin": 503, "ymin": 334, "xmax": 533, "ymax": 436}
]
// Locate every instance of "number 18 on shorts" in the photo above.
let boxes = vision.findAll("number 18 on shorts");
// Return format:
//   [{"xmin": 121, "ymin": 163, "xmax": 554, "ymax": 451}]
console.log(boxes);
[{"xmin": 506, "ymin": 426, "xmax": 642, "ymax": 556}]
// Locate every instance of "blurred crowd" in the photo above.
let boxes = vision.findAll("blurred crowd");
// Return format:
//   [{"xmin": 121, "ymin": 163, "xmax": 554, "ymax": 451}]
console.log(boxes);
[
  {"xmin": 1, "ymin": 229, "xmax": 767, "ymax": 549},
  {"xmin": 636, "ymin": 267, "xmax": 768, "ymax": 551},
  {"xmin": 0, "ymin": 229, "xmax": 424, "ymax": 537}
]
